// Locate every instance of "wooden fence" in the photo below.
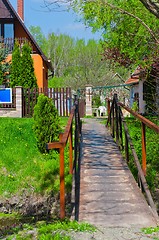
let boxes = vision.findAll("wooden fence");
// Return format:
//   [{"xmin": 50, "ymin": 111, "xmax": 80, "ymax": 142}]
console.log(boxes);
[
  {"xmin": 22, "ymin": 87, "xmax": 72, "ymax": 117},
  {"xmin": 0, "ymin": 87, "xmax": 72, "ymax": 117}
]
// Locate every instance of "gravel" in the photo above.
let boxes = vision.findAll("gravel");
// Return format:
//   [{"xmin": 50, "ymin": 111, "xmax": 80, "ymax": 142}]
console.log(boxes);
[{"xmin": 69, "ymin": 226, "xmax": 159, "ymax": 240}]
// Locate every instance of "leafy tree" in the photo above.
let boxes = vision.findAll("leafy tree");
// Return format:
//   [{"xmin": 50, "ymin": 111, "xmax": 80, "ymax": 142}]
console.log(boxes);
[
  {"xmin": 29, "ymin": 26, "xmax": 129, "ymax": 90},
  {"xmin": 43, "ymin": 1, "xmax": 159, "ymax": 65},
  {"xmin": 72, "ymin": 0, "xmax": 159, "ymax": 66},
  {"xmin": 29, "ymin": 26, "xmax": 48, "ymax": 54},
  {"xmin": 64, "ymin": 39, "xmax": 118, "ymax": 89},
  {"xmin": 46, "ymin": 33, "xmax": 75, "ymax": 77}
]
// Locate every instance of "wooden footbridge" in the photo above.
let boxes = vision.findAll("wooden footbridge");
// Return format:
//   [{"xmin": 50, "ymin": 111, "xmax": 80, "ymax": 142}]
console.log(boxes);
[
  {"xmin": 78, "ymin": 117, "xmax": 157, "ymax": 227},
  {"xmin": 47, "ymin": 94, "xmax": 159, "ymax": 228}
]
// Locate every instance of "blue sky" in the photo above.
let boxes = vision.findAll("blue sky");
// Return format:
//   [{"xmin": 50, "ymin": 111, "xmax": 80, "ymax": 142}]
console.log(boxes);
[{"xmin": 10, "ymin": 0, "xmax": 102, "ymax": 41}]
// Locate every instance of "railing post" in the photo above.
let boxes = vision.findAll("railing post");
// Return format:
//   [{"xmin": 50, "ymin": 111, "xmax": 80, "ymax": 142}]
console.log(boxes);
[
  {"xmin": 69, "ymin": 124, "xmax": 73, "ymax": 174},
  {"xmin": 119, "ymin": 109, "xmax": 123, "ymax": 149},
  {"xmin": 125, "ymin": 133, "xmax": 129, "ymax": 163},
  {"xmin": 59, "ymin": 133, "xmax": 65, "ymax": 219},
  {"xmin": 112, "ymin": 101, "xmax": 115, "ymax": 138},
  {"xmin": 141, "ymin": 122, "xmax": 147, "ymax": 176},
  {"xmin": 74, "ymin": 94, "xmax": 80, "ymax": 220},
  {"xmin": 114, "ymin": 94, "xmax": 119, "ymax": 145},
  {"xmin": 107, "ymin": 99, "xmax": 111, "ymax": 116}
]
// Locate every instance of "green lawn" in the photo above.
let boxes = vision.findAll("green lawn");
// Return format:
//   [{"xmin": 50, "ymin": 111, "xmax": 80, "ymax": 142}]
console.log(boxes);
[{"xmin": 0, "ymin": 117, "xmax": 69, "ymax": 197}]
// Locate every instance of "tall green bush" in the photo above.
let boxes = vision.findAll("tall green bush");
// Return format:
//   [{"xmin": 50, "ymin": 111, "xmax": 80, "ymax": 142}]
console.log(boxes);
[
  {"xmin": 10, "ymin": 41, "xmax": 21, "ymax": 87},
  {"xmin": 20, "ymin": 43, "xmax": 37, "ymax": 88},
  {"xmin": 0, "ymin": 47, "xmax": 11, "ymax": 86},
  {"xmin": 33, "ymin": 94, "xmax": 61, "ymax": 153},
  {"xmin": 10, "ymin": 42, "xmax": 37, "ymax": 88},
  {"xmin": 0, "ymin": 65, "xmax": 3, "ymax": 86}
]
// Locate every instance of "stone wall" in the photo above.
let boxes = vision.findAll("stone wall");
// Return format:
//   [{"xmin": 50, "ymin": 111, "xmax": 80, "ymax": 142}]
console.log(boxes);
[{"xmin": 0, "ymin": 87, "xmax": 22, "ymax": 118}]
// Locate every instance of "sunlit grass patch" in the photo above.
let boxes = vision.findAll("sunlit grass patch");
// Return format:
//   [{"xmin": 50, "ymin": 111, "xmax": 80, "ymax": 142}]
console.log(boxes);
[{"xmin": 0, "ymin": 117, "xmax": 69, "ymax": 197}]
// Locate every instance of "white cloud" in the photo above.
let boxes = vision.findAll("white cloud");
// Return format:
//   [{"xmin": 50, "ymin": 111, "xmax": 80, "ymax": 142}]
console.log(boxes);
[{"xmin": 66, "ymin": 22, "xmax": 87, "ymax": 31}]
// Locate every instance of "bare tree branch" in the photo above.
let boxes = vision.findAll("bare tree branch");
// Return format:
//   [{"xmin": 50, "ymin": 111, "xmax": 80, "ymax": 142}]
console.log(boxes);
[{"xmin": 139, "ymin": 0, "xmax": 159, "ymax": 18}]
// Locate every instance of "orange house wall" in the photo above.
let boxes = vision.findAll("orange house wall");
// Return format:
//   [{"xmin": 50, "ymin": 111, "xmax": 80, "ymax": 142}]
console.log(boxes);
[{"xmin": 32, "ymin": 54, "xmax": 47, "ymax": 89}]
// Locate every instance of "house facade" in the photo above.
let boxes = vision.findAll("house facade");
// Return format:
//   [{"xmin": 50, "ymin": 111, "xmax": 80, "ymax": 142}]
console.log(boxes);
[
  {"xmin": 125, "ymin": 67, "xmax": 146, "ymax": 114},
  {"xmin": 126, "ymin": 66, "xmax": 159, "ymax": 115},
  {"xmin": 0, "ymin": 0, "xmax": 53, "ymax": 90}
]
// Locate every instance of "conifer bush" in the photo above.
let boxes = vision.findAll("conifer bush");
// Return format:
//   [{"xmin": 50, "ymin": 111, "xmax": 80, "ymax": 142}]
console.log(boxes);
[
  {"xmin": 10, "ymin": 41, "xmax": 37, "ymax": 88},
  {"xmin": 20, "ymin": 42, "xmax": 37, "ymax": 88},
  {"xmin": 33, "ymin": 94, "xmax": 61, "ymax": 153},
  {"xmin": 0, "ymin": 48, "xmax": 10, "ymax": 86},
  {"xmin": 10, "ymin": 41, "xmax": 21, "ymax": 87}
]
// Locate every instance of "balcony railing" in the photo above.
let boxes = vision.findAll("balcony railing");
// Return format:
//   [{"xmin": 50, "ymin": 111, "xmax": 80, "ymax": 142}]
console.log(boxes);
[{"xmin": 0, "ymin": 37, "xmax": 33, "ymax": 54}]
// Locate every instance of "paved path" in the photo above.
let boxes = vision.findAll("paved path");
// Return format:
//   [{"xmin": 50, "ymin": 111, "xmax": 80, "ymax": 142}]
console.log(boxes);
[{"xmin": 78, "ymin": 118, "xmax": 158, "ymax": 228}]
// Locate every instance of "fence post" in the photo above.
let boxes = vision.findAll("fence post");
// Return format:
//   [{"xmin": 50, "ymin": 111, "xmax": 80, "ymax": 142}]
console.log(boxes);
[
  {"xmin": 85, "ymin": 85, "xmax": 92, "ymax": 116},
  {"xmin": 59, "ymin": 133, "xmax": 65, "ymax": 219},
  {"xmin": 141, "ymin": 122, "xmax": 146, "ymax": 176},
  {"xmin": 15, "ymin": 86, "xmax": 23, "ymax": 118}
]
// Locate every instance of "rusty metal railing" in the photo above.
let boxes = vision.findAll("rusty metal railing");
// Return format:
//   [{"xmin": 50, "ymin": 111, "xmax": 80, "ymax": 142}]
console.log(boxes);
[
  {"xmin": 0, "ymin": 37, "xmax": 33, "ymax": 53},
  {"xmin": 106, "ymin": 94, "xmax": 159, "ymax": 219},
  {"xmin": 46, "ymin": 96, "xmax": 82, "ymax": 219}
]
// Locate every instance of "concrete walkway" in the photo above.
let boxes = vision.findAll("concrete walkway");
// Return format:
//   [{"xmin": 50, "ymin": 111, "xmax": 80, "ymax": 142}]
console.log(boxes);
[{"xmin": 78, "ymin": 118, "xmax": 158, "ymax": 228}]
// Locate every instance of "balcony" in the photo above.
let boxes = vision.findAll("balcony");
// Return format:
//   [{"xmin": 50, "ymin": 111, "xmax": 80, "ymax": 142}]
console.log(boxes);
[{"xmin": 0, "ymin": 37, "xmax": 34, "ymax": 54}]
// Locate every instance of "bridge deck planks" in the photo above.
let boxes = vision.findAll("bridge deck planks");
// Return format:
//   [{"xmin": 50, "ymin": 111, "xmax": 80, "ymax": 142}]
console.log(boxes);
[{"xmin": 78, "ymin": 118, "xmax": 158, "ymax": 227}]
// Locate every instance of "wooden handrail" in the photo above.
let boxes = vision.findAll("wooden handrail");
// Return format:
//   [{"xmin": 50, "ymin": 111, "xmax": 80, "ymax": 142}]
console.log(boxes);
[
  {"xmin": 46, "ymin": 101, "xmax": 81, "ymax": 219},
  {"xmin": 118, "ymin": 102, "xmax": 159, "ymax": 134},
  {"xmin": 106, "ymin": 94, "xmax": 159, "ymax": 219},
  {"xmin": 47, "ymin": 107, "xmax": 75, "ymax": 150}
]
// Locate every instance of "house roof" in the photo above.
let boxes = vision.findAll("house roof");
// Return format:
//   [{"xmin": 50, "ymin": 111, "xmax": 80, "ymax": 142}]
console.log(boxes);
[
  {"xmin": 1, "ymin": 0, "xmax": 53, "ymax": 72},
  {"xmin": 125, "ymin": 67, "xmax": 141, "ymax": 85}
]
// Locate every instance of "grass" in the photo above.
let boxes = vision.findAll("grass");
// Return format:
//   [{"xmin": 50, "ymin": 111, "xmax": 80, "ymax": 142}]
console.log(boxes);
[
  {"xmin": 142, "ymin": 226, "xmax": 159, "ymax": 240},
  {"xmin": 0, "ymin": 117, "xmax": 69, "ymax": 197},
  {"xmin": 2, "ymin": 220, "xmax": 96, "ymax": 240}
]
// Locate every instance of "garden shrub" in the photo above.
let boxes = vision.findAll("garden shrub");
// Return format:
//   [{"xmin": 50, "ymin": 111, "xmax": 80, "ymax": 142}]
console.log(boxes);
[
  {"xmin": 10, "ymin": 41, "xmax": 37, "ymax": 88},
  {"xmin": 0, "ymin": 48, "xmax": 10, "ymax": 86},
  {"xmin": 33, "ymin": 94, "xmax": 61, "ymax": 153}
]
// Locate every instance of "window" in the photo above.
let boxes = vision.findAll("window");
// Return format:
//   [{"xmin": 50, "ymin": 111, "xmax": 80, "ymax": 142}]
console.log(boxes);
[
  {"xmin": 0, "ymin": 23, "xmax": 14, "ymax": 38},
  {"xmin": 4, "ymin": 24, "xmax": 14, "ymax": 38}
]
